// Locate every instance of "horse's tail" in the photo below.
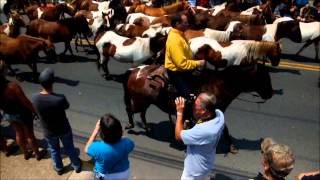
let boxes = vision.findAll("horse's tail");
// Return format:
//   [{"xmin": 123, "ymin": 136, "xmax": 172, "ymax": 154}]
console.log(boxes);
[{"xmin": 93, "ymin": 45, "xmax": 101, "ymax": 71}]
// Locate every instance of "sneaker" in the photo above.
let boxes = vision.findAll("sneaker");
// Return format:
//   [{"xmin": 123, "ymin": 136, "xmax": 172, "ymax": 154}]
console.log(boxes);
[
  {"xmin": 5, "ymin": 145, "xmax": 19, "ymax": 157},
  {"xmin": 75, "ymin": 159, "xmax": 82, "ymax": 173},
  {"xmin": 56, "ymin": 168, "xmax": 64, "ymax": 176},
  {"xmin": 36, "ymin": 149, "xmax": 47, "ymax": 161},
  {"xmin": 24, "ymin": 150, "xmax": 33, "ymax": 160}
]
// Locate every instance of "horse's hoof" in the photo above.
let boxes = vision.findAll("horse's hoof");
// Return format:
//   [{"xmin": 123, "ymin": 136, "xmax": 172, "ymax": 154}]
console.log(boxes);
[
  {"xmin": 229, "ymin": 144, "xmax": 239, "ymax": 154},
  {"xmin": 103, "ymin": 74, "xmax": 113, "ymax": 80},
  {"xmin": 125, "ymin": 123, "xmax": 134, "ymax": 129},
  {"xmin": 145, "ymin": 126, "xmax": 152, "ymax": 134}
]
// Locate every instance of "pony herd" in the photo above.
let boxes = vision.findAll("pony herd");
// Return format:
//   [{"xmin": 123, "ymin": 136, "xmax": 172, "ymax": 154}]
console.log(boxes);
[{"xmin": 0, "ymin": 0, "xmax": 319, "ymax": 153}]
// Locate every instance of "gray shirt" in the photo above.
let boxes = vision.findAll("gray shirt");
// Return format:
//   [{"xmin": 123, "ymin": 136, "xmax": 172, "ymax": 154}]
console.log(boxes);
[{"xmin": 32, "ymin": 92, "xmax": 72, "ymax": 137}]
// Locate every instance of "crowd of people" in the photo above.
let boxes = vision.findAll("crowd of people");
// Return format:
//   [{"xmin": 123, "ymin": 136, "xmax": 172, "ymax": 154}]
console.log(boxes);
[{"xmin": 0, "ymin": 55, "xmax": 319, "ymax": 179}]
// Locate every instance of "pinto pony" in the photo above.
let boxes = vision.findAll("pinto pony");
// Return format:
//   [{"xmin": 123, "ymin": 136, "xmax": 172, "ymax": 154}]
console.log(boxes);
[
  {"xmin": 120, "ymin": 63, "xmax": 274, "ymax": 153},
  {"xmin": 190, "ymin": 38, "xmax": 281, "ymax": 68},
  {"xmin": 275, "ymin": 20, "xmax": 320, "ymax": 60},
  {"xmin": 95, "ymin": 30, "xmax": 167, "ymax": 78},
  {"xmin": 0, "ymin": 34, "xmax": 56, "ymax": 81}
]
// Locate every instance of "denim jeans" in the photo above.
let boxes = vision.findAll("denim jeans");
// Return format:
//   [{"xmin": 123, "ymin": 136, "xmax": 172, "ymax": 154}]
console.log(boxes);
[{"xmin": 45, "ymin": 132, "xmax": 80, "ymax": 171}]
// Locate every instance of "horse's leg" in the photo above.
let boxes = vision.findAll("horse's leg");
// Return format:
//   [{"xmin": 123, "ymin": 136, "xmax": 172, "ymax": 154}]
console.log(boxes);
[
  {"xmin": 124, "ymin": 90, "xmax": 135, "ymax": 129},
  {"xmin": 67, "ymin": 41, "xmax": 73, "ymax": 56},
  {"xmin": 314, "ymin": 39, "xmax": 319, "ymax": 61},
  {"xmin": 27, "ymin": 62, "xmax": 38, "ymax": 82},
  {"xmin": 75, "ymin": 34, "xmax": 79, "ymax": 52},
  {"xmin": 296, "ymin": 39, "xmax": 313, "ymax": 56},
  {"xmin": 223, "ymin": 125, "xmax": 238, "ymax": 154},
  {"xmin": 140, "ymin": 109, "xmax": 151, "ymax": 133}
]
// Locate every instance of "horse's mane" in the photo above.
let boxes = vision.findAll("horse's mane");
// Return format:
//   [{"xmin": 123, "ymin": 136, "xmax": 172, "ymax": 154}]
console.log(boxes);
[
  {"xmin": 205, "ymin": 28, "xmax": 230, "ymax": 42},
  {"xmin": 245, "ymin": 40, "xmax": 276, "ymax": 60}
]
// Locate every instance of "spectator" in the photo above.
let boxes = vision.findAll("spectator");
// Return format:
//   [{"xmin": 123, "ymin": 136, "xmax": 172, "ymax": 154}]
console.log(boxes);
[
  {"xmin": 0, "ymin": 60, "xmax": 46, "ymax": 160},
  {"xmin": 174, "ymin": 93, "xmax": 225, "ymax": 180},
  {"xmin": 296, "ymin": 170, "xmax": 320, "ymax": 180},
  {"xmin": 0, "ymin": 112, "xmax": 19, "ymax": 157},
  {"xmin": 251, "ymin": 138, "xmax": 295, "ymax": 180},
  {"xmin": 31, "ymin": 68, "xmax": 81, "ymax": 175},
  {"xmin": 84, "ymin": 114, "xmax": 135, "ymax": 180},
  {"xmin": 165, "ymin": 14, "xmax": 205, "ymax": 99}
]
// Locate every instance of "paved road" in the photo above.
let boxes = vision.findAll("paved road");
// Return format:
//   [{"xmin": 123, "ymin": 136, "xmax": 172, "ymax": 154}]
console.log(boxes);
[{"xmin": 4, "ymin": 36, "xmax": 320, "ymax": 179}]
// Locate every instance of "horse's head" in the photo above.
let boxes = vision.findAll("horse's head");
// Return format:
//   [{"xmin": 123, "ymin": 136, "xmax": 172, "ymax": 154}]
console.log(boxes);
[
  {"xmin": 195, "ymin": 44, "xmax": 226, "ymax": 69},
  {"xmin": 59, "ymin": 3, "xmax": 76, "ymax": 16},
  {"xmin": 260, "ymin": 2, "xmax": 275, "ymax": 24},
  {"xmin": 10, "ymin": 11, "xmax": 25, "ymax": 27},
  {"xmin": 267, "ymin": 42, "xmax": 281, "ymax": 66},
  {"xmin": 243, "ymin": 64, "xmax": 273, "ymax": 100},
  {"xmin": 191, "ymin": 12, "xmax": 208, "ymax": 29},
  {"xmin": 149, "ymin": 32, "xmax": 167, "ymax": 54}
]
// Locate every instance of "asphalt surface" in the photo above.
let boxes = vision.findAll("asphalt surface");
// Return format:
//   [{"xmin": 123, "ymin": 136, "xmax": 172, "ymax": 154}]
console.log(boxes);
[{"xmin": 0, "ymin": 14, "xmax": 319, "ymax": 179}]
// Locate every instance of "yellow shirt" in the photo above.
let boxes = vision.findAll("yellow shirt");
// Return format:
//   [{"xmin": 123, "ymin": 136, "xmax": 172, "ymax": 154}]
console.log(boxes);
[{"xmin": 165, "ymin": 28, "xmax": 200, "ymax": 72}]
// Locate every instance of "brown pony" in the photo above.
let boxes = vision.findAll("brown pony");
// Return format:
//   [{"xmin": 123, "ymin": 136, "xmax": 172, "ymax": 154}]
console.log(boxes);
[
  {"xmin": 120, "ymin": 63, "xmax": 273, "ymax": 153},
  {"xmin": 132, "ymin": 1, "xmax": 191, "ymax": 16},
  {"xmin": 26, "ymin": 3, "xmax": 75, "ymax": 21},
  {"xmin": 191, "ymin": 9, "xmax": 266, "ymax": 30},
  {"xmin": 27, "ymin": 16, "xmax": 92, "ymax": 56},
  {"xmin": 0, "ymin": 34, "xmax": 56, "ymax": 81},
  {"xmin": 0, "ymin": 11, "xmax": 25, "ymax": 37}
]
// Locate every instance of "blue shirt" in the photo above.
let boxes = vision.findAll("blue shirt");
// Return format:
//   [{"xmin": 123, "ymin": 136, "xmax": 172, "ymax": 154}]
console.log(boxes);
[
  {"xmin": 87, "ymin": 137, "xmax": 135, "ymax": 174},
  {"xmin": 181, "ymin": 109, "xmax": 225, "ymax": 176}
]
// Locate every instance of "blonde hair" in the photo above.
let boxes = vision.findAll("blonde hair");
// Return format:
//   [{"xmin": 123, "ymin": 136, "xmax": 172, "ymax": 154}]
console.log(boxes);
[{"xmin": 263, "ymin": 143, "xmax": 295, "ymax": 179}]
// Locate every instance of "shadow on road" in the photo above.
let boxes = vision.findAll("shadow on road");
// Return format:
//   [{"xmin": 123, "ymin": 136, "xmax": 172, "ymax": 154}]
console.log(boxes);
[
  {"xmin": 14, "ymin": 72, "xmax": 79, "ymax": 87},
  {"xmin": 267, "ymin": 66, "xmax": 301, "ymax": 75},
  {"xmin": 127, "ymin": 120, "xmax": 263, "ymax": 153},
  {"xmin": 57, "ymin": 54, "xmax": 96, "ymax": 63},
  {"xmin": 281, "ymin": 53, "xmax": 316, "ymax": 63}
]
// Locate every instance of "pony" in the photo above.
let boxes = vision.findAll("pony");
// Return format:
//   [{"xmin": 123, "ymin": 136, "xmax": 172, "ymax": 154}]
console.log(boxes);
[
  {"xmin": 0, "ymin": 34, "xmax": 56, "ymax": 81},
  {"xmin": 95, "ymin": 30, "xmax": 167, "ymax": 78},
  {"xmin": 190, "ymin": 38, "xmax": 281, "ymax": 68},
  {"xmin": 27, "ymin": 16, "xmax": 93, "ymax": 56},
  {"xmin": 25, "ymin": 3, "xmax": 75, "ymax": 21},
  {"xmin": 120, "ymin": 63, "xmax": 274, "ymax": 153},
  {"xmin": 275, "ymin": 20, "xmax": 320, "ymax": 60},
  {"xmin": 191, "ymin": 9, "xmax": 266, "ymax": 30},
  {"xmin": 131, "ymin": 1, "xmax": 191, "ymax": 16},
  {"xmin": 184, "ymin": 28, "xmax": 234, "ymax": 42},
  {"xmin": 0, "ymin": 11, "xmax": 25, "ymax": 37},
  {"xmin": 115, "ymin": 23, "xmax": 171, "ymax": 38}
]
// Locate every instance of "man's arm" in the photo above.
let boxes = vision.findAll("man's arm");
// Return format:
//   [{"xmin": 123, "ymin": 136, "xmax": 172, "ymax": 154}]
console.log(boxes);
[
  {"xmin": 175, "ymin": 97, "xmax": 185, "ymax": 141},
  {"xmin": 84, "ymin": 120, "xmax": 100, "ymax": 154},
  {"xmin": 168, "ymin": 40, "xmax": 201, "ymax": 71}
]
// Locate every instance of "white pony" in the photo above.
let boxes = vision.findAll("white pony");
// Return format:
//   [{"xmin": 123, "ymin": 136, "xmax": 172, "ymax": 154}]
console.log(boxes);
[
  {"xmin": 189, "ymin": 37, "xmax": 281, "ymax": 68},
  {"xmin": 95, "ymin": 31, "xmax": 166, "ymax": 76}
]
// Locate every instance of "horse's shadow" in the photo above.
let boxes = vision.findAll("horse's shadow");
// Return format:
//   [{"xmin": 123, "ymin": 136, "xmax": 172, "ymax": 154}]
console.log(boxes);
[
  {"xmin": 127, "ymin": 120, "xmax": 263, "ymax": 153},
  {"xmin": 16, "ymin": 72, "xmax": 79, "ymax": 86},
  {"xmin": 127, "ymin": 121, "xmax": 186, "ymax": 151},
  {"xmin": 266, "ymin": 65, "xmax": 301, "ymax": 75},
  {"xmin": 56, "ymin": 54, "xmax": 96, "ymax": 63},
  {"xmin": 281, "ymin": 53, "xmax": 316, "ymax": 63},
  {"xmin": 216, "ymin": 137, "xmax": 263, "ymax": 154}
]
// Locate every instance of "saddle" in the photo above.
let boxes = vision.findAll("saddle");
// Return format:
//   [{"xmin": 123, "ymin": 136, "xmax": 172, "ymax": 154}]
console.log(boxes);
[{"xmin": 144, "ymin": 65, "xmax": 169, "ymax": 100}]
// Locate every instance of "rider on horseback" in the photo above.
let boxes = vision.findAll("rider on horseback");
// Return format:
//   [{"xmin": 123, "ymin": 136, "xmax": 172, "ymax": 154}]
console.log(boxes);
[{"xmin": 164, "ymin": 14, "xmax": 205, "ymax": 100}]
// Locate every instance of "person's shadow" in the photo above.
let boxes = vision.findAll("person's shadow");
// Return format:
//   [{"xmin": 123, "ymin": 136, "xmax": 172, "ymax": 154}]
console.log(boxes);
[{"xmin": 127, "ymin": 120, "xmax": 186, "ymax": 151}]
